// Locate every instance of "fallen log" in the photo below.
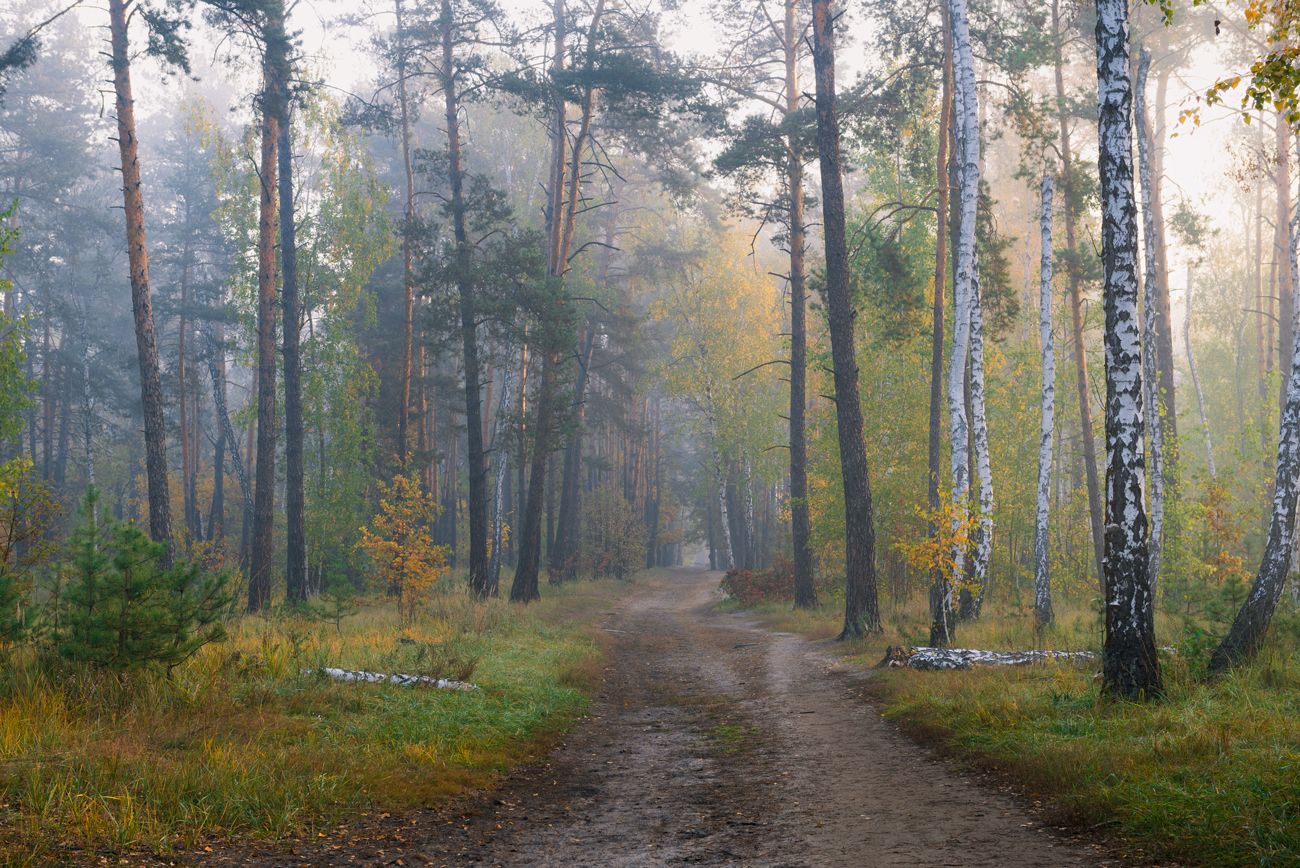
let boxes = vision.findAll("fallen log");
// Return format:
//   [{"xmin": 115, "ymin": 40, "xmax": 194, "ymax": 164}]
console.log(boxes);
[
  {"xmin": 305, "ymin": 667, "xmax": 478, "ymax": 690},
  {"xmin": 877, "ymin": 645, "xmax": 1097, "ymax": 671}
]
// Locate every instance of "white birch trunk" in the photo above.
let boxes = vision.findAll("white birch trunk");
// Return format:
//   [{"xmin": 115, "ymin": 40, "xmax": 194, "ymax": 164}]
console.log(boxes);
[
  {"xmin": 969, "ymin": 267, "xmax": 993, "ymax": 615},
  {"xmin": 946, "ymin": 0, "xmax": 980, "ymax": 628},
  {"xmin": 1034, "ymin": 175, "xmax": 1055, "ymax": 628},
  {"xmin": 1135, "ymin": 48, "xmax": 1166, "ymax": 590},
  {"xmin": 1095, "ymin": 0, "xmax": 1160, "ymax": 698},
  {"xmin": 1183, "ymin": 262, "xmax": 1216, "ymax": 479}
]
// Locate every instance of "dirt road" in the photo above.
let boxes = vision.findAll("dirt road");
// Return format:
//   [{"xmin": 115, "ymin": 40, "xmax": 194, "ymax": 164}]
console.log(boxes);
[{"xmin": 206, "ymin": 567, "xmax": 1120, "ymax": 866}]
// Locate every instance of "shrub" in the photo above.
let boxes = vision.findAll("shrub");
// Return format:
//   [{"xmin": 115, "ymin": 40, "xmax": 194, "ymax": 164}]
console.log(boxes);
[
  {"xmin": 357, "ymin": 473, "xmax": 450, "ymax": 623},
  {"xmin": 55, "ymin": 489, "xmax": 232, "ymax": 673},
  {"xmin": 720, "ymin": 559, "xmax": 796, "ymax": 606},
  {"xmin": 581, "ymin": 484, "xmax": 646, "ymax": 580}
]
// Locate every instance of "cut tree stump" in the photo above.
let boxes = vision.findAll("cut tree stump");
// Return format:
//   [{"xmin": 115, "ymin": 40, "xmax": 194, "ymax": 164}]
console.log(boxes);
[
  {"xmin": 876, "ymin": 646, "xmax": 1096, "ymax": 671},
  {"xmin": 306, "ymin": 667, "xmax": 478, "ymax": 690}
]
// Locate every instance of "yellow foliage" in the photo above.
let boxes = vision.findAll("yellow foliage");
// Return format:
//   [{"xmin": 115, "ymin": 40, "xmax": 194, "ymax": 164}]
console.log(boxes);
[
  {"xmin": 357, "ymin": 474, "xmax": 450, "ymax": 623},
  {"xmin": 893, "ymin": 494, "xmax": 979, "ymax": 607}
]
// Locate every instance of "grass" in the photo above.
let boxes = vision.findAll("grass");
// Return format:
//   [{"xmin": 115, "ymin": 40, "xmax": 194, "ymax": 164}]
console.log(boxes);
[
  {"xmin": 720, "ymin": 584, "xmax": 1300, "ymax": 867},
  {"xmin": 0, "ymin": 577, "xmax": 622, "ymax": 862}
]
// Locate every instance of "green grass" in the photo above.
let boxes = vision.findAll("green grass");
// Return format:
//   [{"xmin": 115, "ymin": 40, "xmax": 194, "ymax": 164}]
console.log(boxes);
[
  {"xmin": 0, "ymin": 577, "xmax": 621, "ymax": 861},
  {"xmin": 722, "ymin": 584, "xmax": 1300, "ymax": 867}
]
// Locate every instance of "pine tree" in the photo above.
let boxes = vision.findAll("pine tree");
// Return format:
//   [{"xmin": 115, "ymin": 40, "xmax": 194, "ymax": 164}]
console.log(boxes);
[{"xmin": 58, "ymin": 489, "xmax": 231, "ymax": 673}]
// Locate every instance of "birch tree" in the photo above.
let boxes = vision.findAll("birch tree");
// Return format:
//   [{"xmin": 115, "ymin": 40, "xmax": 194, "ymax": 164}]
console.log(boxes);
[
  {"xmin": 940, "ymin": 0, "xmax": 980, "ymax": 640},
  {"xmin": 1034, "ymin": 174, "xmax": 1055, "ymax": 630},
  {"xmin": 1094, "ymin": 0, "xmax": 1161, "ymax": 700}
]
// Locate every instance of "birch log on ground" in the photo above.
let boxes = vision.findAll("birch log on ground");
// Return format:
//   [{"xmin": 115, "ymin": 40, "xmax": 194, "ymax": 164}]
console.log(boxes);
[
  {"xmin": 1135, "ymin": 48, "xmax": 1166, "ymax": 591},
  {"xmin": 878, "ymin": 646, "xmax": 1096, "ymax": 671},
  {"xmin": 1034, "ymin": 175, "xmax": 1055, "ymax": 629},
  {"xmin": 307, "ymin": 668, "xmax": 477, "ymax": 690}
]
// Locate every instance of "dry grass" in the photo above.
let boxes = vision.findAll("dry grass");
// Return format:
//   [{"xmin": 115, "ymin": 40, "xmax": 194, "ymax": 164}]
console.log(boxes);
[{"xmin": 0, "ymin": 577, "xmax": 623, "ymax": 862}]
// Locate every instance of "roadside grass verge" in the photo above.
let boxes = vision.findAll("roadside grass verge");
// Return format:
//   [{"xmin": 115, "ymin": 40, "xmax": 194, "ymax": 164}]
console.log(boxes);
[
  {"xmin": 0, "ymin": 577, "xmax": 622, "ymax": 861},
  {"xmin": 719, "ymin": 581, "xmax": 1300, "ymax": 867}
]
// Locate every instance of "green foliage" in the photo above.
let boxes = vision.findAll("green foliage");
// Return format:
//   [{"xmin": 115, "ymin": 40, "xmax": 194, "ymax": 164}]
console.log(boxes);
[
  {"xmin": 0, "ymin": 565, "xmax": 21, "ymax": 647},
  {"xmin": 56, "ymin": 490, "xmax": 232, "ymax": 673},
  {"xmin": 581, "ymin": 484, "xmax": 646, "ymax": 580},
  {"xmin": 307, "ymin": 569, "xmax": 362, "ymax": 634}
]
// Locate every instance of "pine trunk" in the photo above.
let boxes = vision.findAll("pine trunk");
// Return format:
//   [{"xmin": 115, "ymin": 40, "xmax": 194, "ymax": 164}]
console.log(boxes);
[
  {"xmin": 248, "ymin": 6, "xmax": 288, "ymax": 611},
  {"xmin": 396, "ymin": 0, "xmax": 415, "ymax": 466},
  {"xmin": 280, "ymin": 106, "xmax": 306, "ymax": 604},
  {"xmin": 108, "ymin": 0, "xmax": 172, "ymax": 558},
  {"xmin": 811, "ymin": 0, "xmax": 882, "ymax": 638},
  {"xmin": 440, "ymin": 2, "xmax": 490, "ymax": 598}
]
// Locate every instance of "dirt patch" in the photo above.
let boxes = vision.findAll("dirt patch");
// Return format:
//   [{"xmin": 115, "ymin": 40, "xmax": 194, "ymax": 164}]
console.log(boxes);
[{"xmin": 114, "ymin": 568, "xmax": 1135, "ymax": 866}]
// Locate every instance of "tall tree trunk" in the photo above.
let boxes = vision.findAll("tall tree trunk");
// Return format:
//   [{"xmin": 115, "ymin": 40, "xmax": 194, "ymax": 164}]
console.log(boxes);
[
  {"xmin": 928, "ymin": 8, "xmax": 954, "ymax": 645},
  {"xmin": 945, "ymin": 0, "xmax": 979, "ymax": 631},
  {"xmin": 512, "ymin": 0, "xmax": 605, "ymax": 603},
  {"xmin": 280, "ymin": 105, "xmax": 306, "ymax": 604},
  {"xmin": 1183, "ymin": 262, "xmax": 1216, "ymax": 479},
  {"xmin": 783, "ymin": 0, "xmax": 816, "ymax": 608},
  {"xmin": 1135, "ymin": 48, "xmax": 1166, "ymax": 595},
  {"xmin": 968, "ymin": 244, "xmax": 993, "ymax": 618},
  {"xmin": 248, "ymin": 4, "xmax": 288, "ymax": 611},
  {"xmin": 108, "ymin": 0, "xmax": 172, "ymax": 557},
  {"xmin": 440, "ymin": 1, "xmax": 490, "ymax": 598},
  {"xmin": 549, "ymin": 324, "xmax": 596, "ymax": 582},
  {"xmin": 1053, "ymin": 0, "xmax": 1105, "ymax": 582},
  {"xmin": 1035, "ymin": 175, "xmax": 1056, "ymax": 629},
  {"xmin": 1279, "ymin": 112, "xmax": 1294, "ymax": 419},
  {"xmin": 1095, "ymin": 0, "xmax": 1161, "ymax": 699},
  {"xmin": 179, "ymin": 218, "xmax": 194, "ymax": 541},
  {"xmin": 488, "ymin": 364, "xmax": 514, "ymax": 594},
  {"xmin": 1149, "ymin": 63, "xmax": 1178, "ymax": 452},
  {"xmin": 396, "ymin": 0, "xmax": 415, "ymax": 467},
  {"xmin": 1210, "ymin": 199, "xmax": 1300, "ymax": 672},
  {"xmin": 810, "ymin": 0, "xmax": 882, "ymax": 638}
]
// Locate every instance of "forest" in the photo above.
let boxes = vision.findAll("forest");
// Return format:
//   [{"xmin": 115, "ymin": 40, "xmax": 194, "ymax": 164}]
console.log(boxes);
[{"xmin": 0, "ymin": 0, "xmax": 1297, "ymax": 864}]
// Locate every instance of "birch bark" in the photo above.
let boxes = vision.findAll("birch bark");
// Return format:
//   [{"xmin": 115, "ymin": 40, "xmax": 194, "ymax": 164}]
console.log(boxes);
[
  {"xmin": 1034, "ymin": 175, "xmax": 1055, "ymax": 629},
  {"xmin": 1095, "ymin": 0, "xmax": 1161, "ymax": 699},
  {"xmin": 946, "ymin": 0, "xmax": 980, "ymax": 624}
]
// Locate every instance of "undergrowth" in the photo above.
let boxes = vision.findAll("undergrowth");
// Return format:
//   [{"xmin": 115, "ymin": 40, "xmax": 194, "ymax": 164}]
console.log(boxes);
[{"xmin": 0, "ymin": 577, "xmax": 618, "ymax": 861}]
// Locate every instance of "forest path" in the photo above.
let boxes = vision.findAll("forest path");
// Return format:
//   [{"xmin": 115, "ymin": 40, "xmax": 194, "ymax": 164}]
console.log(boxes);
[{"xmin": 203, "ymin": 568, "xmax": 1122, "ymax": 866}]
